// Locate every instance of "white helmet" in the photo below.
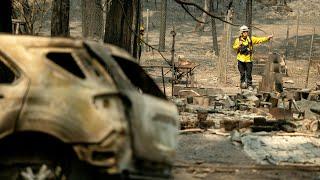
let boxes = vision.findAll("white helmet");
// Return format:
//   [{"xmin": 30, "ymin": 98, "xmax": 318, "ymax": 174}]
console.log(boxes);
[{"xmin": 240, "ymin": 25, "xmax": 249, "ymax": 32}]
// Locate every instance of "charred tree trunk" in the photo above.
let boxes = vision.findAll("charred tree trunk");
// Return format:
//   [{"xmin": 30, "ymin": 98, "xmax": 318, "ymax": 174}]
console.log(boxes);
[
  {"xmin": 159, "ymin": 0, "xmax": 167, "ymax": 52},
  {"xmin": 82, "ymin": 0, "xmax": 103, "ymax": 41},
  {"xmin": 210, "ymin": 0, "xmax": 219, "ymax": 56},
  {"xmin": 51, "ymin": 0, "xmax": 70, "ymax": 37},
  {"xmin": 104, "ymin": 0, "xmax": 141, "ymax": 59},
  {"xmin": 20, "ymin": 0, "xmax": 33, "ymax": 34},
  {"xmin": 0, "ymin": 0, "xmax": 13, "ymax": 33},
  {"xmin": 246, "ymin": 0, "xmax": 252, "ymax": 35},
  {"xmin": 132, "ymin": 0, "xmax": 141, "ymax": 58}
]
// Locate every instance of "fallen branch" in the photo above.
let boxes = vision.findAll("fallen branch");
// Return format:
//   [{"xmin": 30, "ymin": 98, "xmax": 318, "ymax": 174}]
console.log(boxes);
[
  {"xmin": 174, "ymin": 0, "xmax": 235, "ymax": 25},
  {"xmin": 273, "ymin": 132, "xmax": 320, "ymax": 138},
  {"xmin": 174, "ymin": 0, "xmax": 267, "ymax": 34},
  {"xmin": 207, "ymin": 129, "xmax": 230, "ymax": 136},
  {"xmin": 179, "ymin": 128, "xmax": 204, "ymax": 134}
]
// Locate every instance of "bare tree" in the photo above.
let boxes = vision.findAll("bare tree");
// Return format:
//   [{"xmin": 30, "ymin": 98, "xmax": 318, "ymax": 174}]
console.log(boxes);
[
  {"xmin": 104, "ymin": 0, "xmax": 141, "ymax": 59},
  {"xmin": 246, "ymin": 0, "xmax": 252, "ymax": 35},
  {"xmin": 51, "ymin": 0, "xmax": 70, "ymax": 37},
  {"xmin": 82, "ymin": 0, "xmax": 103, "ymax": 41},
  {"xmin": 159, "ymin": 0, "xmax": 167, "ymax": 51},
  {"xmin": 174, "ymin": 0, "xmax": 267, "ymax": 35},
  {"xmin": 0, "ymin": 0, "xmax": 13, "ymax": 33},
  {"xmin": 174, "ymin": 0, "xmax": 237, "ymax": 26},
  {"xmin": 13, "ymin": 0, "xmax": 51, "ymax": 35},
  {"xmin": 209, "ymin": 0, "xmax": 218, "ymax": 55}
]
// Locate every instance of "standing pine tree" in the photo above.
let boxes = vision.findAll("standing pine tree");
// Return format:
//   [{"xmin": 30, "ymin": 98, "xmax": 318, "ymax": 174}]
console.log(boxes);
[
  {"xmin": 51, "ymin": 0, "xmax": 70, "ymax": 37},
  {"xmin": 104, "ymin": 0, "xmax": 141, "ymax": 59},
  {"xmin": 82, "ymin": 0, "xmax": 103, "ymax": 41},
  {"xmin": 0, "ymin": 0, "xmax": 13, "ymax": 33}
]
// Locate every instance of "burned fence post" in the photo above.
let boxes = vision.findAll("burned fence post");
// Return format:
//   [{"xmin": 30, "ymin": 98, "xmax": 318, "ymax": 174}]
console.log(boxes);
[
  {"xmin": 159, "ymin": 0, "xmax": 167, "ymax": 52},
  {"xmin": 218, "ymin": 9, "xmax": 233, "ymax": 84},
  {"xmin": 305, "ymin": 27, "xmax": 315, "ymax": 88},
  {"xmin": 161, "ymin": 67, "xmax": 166, "ymax": 96},
  {"xmin": 294, "ymin": 11, "xmax": 300, "ymax": 59},
  {"xmin": 285, "ymin": 23, "xmax": 290, "ymax": 60},
  {"xmin": 146, "ymin": 9, "xmax": 150, "ymax": 52},
  {"xmin": 226, "ymin": 8, "xmax": 234, "ymax": 79},
  {"xmin": 210, "ymin": 0, "xmax": 219, "ymax": 56},
  {"xmin": 246, "ymin": 0, "xmax": 252, "ymax": 36},
  {"xmin": 171, "ymin": 27, "xmax": 176, "ymax": 97}
]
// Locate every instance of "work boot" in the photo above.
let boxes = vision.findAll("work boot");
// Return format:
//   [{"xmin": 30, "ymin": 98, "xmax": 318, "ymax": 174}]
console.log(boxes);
[{"xmin": 240, "ymin": 82, "xmax": 247, "ymax": 89}]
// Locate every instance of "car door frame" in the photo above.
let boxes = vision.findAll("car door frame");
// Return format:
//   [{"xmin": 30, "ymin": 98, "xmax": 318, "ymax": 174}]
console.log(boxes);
[{"xmin": 0, "ymin": 50, "xmax": 30, "ymax": 139}]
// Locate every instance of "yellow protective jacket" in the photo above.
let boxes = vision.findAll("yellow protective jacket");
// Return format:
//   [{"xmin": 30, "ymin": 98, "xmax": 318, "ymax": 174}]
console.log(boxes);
[{"xmin": 233, "ymin": 36, "xmax": 269, "ymax": 62}]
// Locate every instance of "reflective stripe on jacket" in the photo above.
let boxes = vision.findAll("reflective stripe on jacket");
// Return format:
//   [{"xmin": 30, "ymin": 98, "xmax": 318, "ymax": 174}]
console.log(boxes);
[{"xmin": 233, "ymin": 36, "xmax": 269, "ymax": 62}]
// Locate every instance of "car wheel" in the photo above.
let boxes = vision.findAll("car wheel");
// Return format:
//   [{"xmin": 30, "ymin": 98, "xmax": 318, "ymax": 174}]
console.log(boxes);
[
  {"xmin": 0, "ymin": 133, "xmax": 92, "ymax": 180},
  {"xmin": 19, "ymin": 164, "xmax": 67, "ymax": 180}
]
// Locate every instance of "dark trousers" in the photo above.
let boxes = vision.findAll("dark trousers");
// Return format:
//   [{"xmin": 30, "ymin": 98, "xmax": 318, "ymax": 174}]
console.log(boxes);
[{"xmin": 238, "ymin": 61, "xmax": 253, "ymax": 86}]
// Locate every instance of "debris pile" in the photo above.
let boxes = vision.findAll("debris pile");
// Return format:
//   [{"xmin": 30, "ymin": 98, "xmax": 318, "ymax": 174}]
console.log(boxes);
[
  {"xmin": 241, "ymin": 134, "xmax": 320, "ymax": 165},
  {"xmin": 175, "ymin": 87, "xmax": 320, "ymax": 131},
  {"xmin": 174, "ymin": 53, "xmax": 320, "ymax": 134}
]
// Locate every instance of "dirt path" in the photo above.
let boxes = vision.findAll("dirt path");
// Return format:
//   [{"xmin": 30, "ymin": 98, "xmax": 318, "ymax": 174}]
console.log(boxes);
[
  {"xmin": 174, "ymin": 165, "xmax": 320, "ymax": 180},
  {"xmin": 175, "ymin": 133, "xmax": 254, "ymax": 165}
]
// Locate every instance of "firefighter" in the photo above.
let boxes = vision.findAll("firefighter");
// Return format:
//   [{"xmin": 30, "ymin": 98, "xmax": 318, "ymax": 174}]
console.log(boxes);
[{"xmin": 233, "ymin": 25, "xmax": 273, "ymax": 90}]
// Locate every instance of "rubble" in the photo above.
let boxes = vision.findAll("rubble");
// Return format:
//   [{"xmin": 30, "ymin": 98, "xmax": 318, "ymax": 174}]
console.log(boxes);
[
  {"xmin": 316, "ymin": 82, "xmax": 320, "ymax": 91},
  {"xmin": 176, "ymin": 85, "xmax": 320, "ymax": 132},
  {"xmin": 311, "ymin": 105, "xmax": 320, "ymax": 115},
  {"xmin": 308, "ymin": 90, "xmax": 320, "ymax": 101},
  {"xmin": 178, "ymin": 90, "xmax": 200, "ymax": 98},
  {"xmin": 296, "ymin": 99, "xmax": 320, "ymax": 119},
  {"xmin": 230, "ymin": 130, "xmax": 241, "ymax": 143},
  {"xmin": 197, "ymin": 109, "xmax": 209, "ymax": 130},
  {"xmin": 173, "ymin": 86, "xmax": 224, "ymax": 97},
  {"xmin": 269, "ymin": 107, "xmax": 293, "ymax": 120},
  {"xmin": 175, "ymin": 84, "xmax": 320, "ymax": 169},
  {"xmin": 241, "ymin": 134, "xmax": 320, "ymax": 165},
  {"xmin": 173, "ymin": 52, "xmax": 320, "ymax": 171}
]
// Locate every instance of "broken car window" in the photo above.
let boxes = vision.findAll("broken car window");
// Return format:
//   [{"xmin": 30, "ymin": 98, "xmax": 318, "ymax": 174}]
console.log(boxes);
[
  {"xmin": 0, "ymin": 57, "xmax": 16, "ymax": 84},
  {"xmin": 112, "ymin": 56, "xmax": 166, "ymax": 99},
  {"xmin": 75, "ymin": 51, "xmax": 114, "ymax": 83},
  {"xmin": 46, "ymin": 52, "xmax": 86, "ymax": 79}
]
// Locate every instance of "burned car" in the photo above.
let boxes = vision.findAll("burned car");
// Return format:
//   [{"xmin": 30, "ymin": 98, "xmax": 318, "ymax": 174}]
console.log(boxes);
[{"xmin": 0, "ymin": 35, "xmax": 178, "ymax": 179}]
